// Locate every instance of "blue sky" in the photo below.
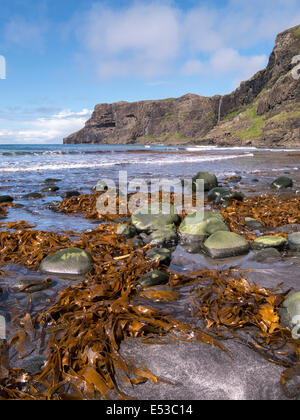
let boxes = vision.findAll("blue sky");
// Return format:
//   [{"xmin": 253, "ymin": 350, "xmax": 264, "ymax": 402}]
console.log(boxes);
[{"xmin": 0, "ymin": 0, "xmax": 299, "ymax": 144}]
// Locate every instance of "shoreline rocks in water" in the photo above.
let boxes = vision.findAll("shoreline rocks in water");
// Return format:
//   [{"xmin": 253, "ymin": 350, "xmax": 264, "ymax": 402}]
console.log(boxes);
[
  {"xmin": 192, "ymin": 171, "xmax": 218, "ymax": 192},
  {"xmin": 178, "ymin": 211, "xmax": 228, "ymax": 244},
  {"xmin": 131, "ymin": 203, "xmax": 180, "ymax": 233},
  {"xmin": 203, "ymin": 231, "xmax": 250, "ymax": 259},
  {"xmin": 207, "ymin": 187, "xmax": 231, "ymax": 202},
  {"xmin": 40, "ymin": 247, "xmax": 93, "ymax": 275},
  {"xmin": 0, "ymin": 195, "xmax": 13, "ymax": 203},
  {"xmin": 251, "ymin": 236, "xmax": 288, "ymax": 250},
  {"xmin": 288, "ymin": 233, "xmax": 300, "ymax": 251},
  {"xmin": 271, "ymin": 176, "xmax": 293, "ymax": 190}
]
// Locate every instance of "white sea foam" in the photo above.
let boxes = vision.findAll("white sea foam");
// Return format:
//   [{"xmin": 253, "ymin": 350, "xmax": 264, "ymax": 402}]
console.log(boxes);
[{"xmin": 0, "ymin": 153, "xmax": 254, "ymax": 173}]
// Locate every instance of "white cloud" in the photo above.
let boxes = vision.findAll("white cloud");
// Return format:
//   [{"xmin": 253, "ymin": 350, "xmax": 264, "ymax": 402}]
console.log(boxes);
[
  {"xmin": 180, "ymin": 49, "xmax": 267, "ymax": 86},
  {"xmin": 0, "ymin": 109, "xmax": 92, "ymax": 144},
  {"xmin": 3, "ymin": 17, "xmax": 48, "ymax": 50},
  {"xmin": 76, "ymin": 2, "xmax": 181, "ymax": 78},
  {"xmin": 210, "ymin": 48, "xmax": 268, "ymax": 81},
  {"xmin": 181, "ymin": 59, "xmax": 204, "ymax": 76},
  {"xmin": 72, "ymin": 0, "xmax": 300, "ymax": 84}
]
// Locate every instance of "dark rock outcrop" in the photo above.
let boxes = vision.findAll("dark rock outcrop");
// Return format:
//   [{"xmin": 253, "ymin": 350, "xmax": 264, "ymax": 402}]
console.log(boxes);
[{"xmin": 64, "ymin": 24, "xmax": 300, "ymax": 147}]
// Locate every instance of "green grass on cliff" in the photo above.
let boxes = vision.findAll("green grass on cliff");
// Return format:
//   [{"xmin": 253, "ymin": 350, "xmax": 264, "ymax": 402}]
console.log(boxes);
[
  {"xmin": 221, "ymin": 104, "xmax": 252, "ymax": 122},
  {"xmin": 236, "ymin": 105, "xmax": 266, "ymax": 140},
  {"xmin": 293, "ymin": 26, "xmax": 300, "ymax": 38}
]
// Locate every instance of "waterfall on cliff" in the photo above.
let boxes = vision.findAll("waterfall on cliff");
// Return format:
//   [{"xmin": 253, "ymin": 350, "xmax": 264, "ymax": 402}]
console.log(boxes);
[{"xmin": 217, "ymin": 96, "xmax": 223, "ymax": 124}]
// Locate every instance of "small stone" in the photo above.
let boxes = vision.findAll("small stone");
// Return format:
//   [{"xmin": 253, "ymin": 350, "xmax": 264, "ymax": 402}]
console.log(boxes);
[
  {"xmin": 137, "ymin": 270, "xmax": 169, "ymax": 288},
  {"xmin": 149, "ymin": 228, "xmax": 178, "ymax": 247},
  {"xmin": 132, "ymin": 237, "xmax": 145, "ymax": 249},
  {"xmin": 215, "ymin": 191, "xmax": 244, "ymax": 207},
  {"xmin": 146, "ymin": 248, "xmax": 172, "ymax": 266},
  {"xmin": 288, "ymin": 233, "xmax": 300, "ymax": 251},
  {"xmin": 43, "ymin": 178, "xmax": 61, "ymax": 184},
  {"xmin": 40, "ymin": 248, "xmax": 93, "ymax": 275},
  {"xmin": 277, "ymin": 224, "xmax": 300, "ymax": 234},
  {"xmin": 23, "ymin": 192, "xmax": 44, "ymax": 200},
  {"xmin": 117, "ymin": 224, "xmax": 136, "ymax": 239},
  {"xmin": 245, "ymin": 217, "xmax": 264, "ymax": 230},
  {"xmin": 251, "ymin": 236, "xmax": 288, "ymax": 250},
  {"xmin": 192, "ymin": 172, "xmax": 218, "ymax": 192},
  {"xmin": 62, "ymin": 191, "xmax": 81, "ymax": 199},
  {"xmin": 0, "ymin": 195, "xmax": 13, "ymax": 203},
  {"xmin": 207, "ymin": 187, "xmax": 231, "ymax": 203},
  {"xmin": 42, "ymin": 186, "xmax": 59, "ymax": 193},
  {"xmin": 251, "ymin": 248, "xmax": 282, "ymax": 263},
  {"xmin": 203, "ymin": 231, "xmax": 250, "ymax": 259},
  {"xmin": 271, "ymin": 176, "xmax": 293, "ymax": 190}
]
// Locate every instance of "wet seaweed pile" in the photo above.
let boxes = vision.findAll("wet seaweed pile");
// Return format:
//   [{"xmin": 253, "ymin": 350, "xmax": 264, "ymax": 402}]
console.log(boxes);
[
  {"xmin": 221, "ymin": 194, "xmax": 300, "ymax": 240},
  {"xmin": 1, "ymin": 193, "xmax": 300, "ymax": 399},
  {"xmin": 58, "ymin": 192, "xmax": 131, "ymax": 222},
  {"xmin": 190, "ymin": 274, "xmax": 300, "ymax": 398},
  {"xmin": 0, "ymin": 202, "xmax": 15, "ymax": 218},
  {"xmin": 0, "ymin": 246, "xmax": 299, "ymax": 399},
  {"xmin": 0, "ymin": 224, "xmax": 225, "ymax": 400}
]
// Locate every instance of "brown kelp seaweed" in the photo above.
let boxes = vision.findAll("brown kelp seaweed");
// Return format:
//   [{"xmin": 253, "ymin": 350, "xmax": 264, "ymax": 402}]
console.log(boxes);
[
  {"xmin": 0, "ymin": 220, "xmax": 300, "ymax": 399},
  {"xmin": 220, "ymin": 194, "xmax": 300, "ymax": 240},
  {"xmin": 0, "ymin": 224, "xmax": 225, "ymax": 400},
  {"xmin": 57, "ymin": 192, "xmax": 131, "ymax": 221},
  {"xmin": 189, "ymin": 273, "xmax": 300, "ymax": 398}
]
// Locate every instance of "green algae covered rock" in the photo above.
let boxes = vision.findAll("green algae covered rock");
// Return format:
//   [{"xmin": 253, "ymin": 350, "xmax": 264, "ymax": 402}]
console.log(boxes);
[
  {"xmin": 40, "ymin": 248, "xmax": 93, "ymax": 275},
  {"xmin": 0, "ymin": 195, "xmax": 13, "ymax": 203},
  {"xmin": 131, "ymin": 203, "xmax": 180, "ymax": 233},
  {"xmin": 215, "ymin": 191, "xmax": 244, "ymax": 207},
  {"xmin": 245, "ymin": 217, "xmax": 264, "ymax": 230},
  {"xmin": 271, "ymin": 176, "xmax": 293, "ymax": 189},
  {"xmin": 146, "ymin": 248, "xmax": 171, "ymax": 266},
  {"xmin": 149, "ymin": 228, "xmax": 178, "ymax": 247},
  {"xmin": 179, "ymin": 211, "xmax": 227, "ymax": 243},
  {"xmin": 207, "ymin": 187, "xmax": 231, "ymax": 203},
  {"xmin": 137, "ymin": 270, "xmax": 169, "ymax": 288},
  {"xmin": 192, "ymin": 172, "xmax": 218, "ymax": 192},
  {"xmin": 117, "ymin": 224, "xmax": 137, "ymax": 239},
  {"xmin": 203, "ymin": 231, "xmax": 250, "ymax": 259},
  {"xmin": 251, "ymin": 236, "xmax": 288, "ymax": 250}
]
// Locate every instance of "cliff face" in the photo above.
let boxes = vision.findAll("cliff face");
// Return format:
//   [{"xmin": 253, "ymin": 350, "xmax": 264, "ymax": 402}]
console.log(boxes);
[
  {"xmin": 64, "ymin": 24, "xmax": 300, "ymax": 147},
  {"xmin": 64, "ymin": 94, "xmax": 219, "ymax": 145}
]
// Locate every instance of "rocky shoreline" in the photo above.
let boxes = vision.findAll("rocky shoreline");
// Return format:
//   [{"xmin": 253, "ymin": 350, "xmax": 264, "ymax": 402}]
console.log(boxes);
[{"xmin": 1, "ymin": 170, "xmax": 300, "ymax": 400}]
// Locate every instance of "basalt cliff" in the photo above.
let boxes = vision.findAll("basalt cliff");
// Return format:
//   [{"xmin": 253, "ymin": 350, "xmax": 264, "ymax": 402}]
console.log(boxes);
[{"xmin": 64, "ymin": 25, "xmax": 300, "ymax": 147}]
